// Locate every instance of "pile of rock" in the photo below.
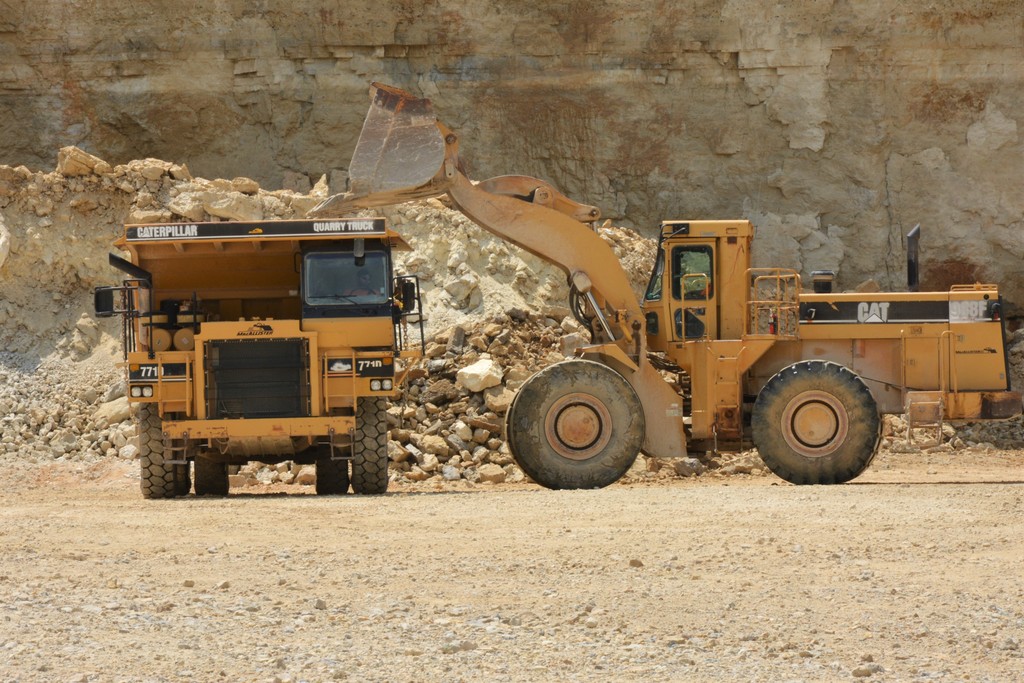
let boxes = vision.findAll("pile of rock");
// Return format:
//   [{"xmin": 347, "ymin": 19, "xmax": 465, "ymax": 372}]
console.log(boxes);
[
  {"xmin": 235, "ymin": 308, "xmax": 584, "ymax": 488},
  {"xmin": 0, "ymin": 147, "xmax": 332, "ymax": 359},
  {"xmin": 0, "ymin": 349, "xmax": 125, "ymax": 462},
  {"xmin": 378, "ymin": 198, "xmax": 659, "ymax": 340},
  {"xmin": 386, "ymin": 309, "xmax": 579, "ymax": 485}
]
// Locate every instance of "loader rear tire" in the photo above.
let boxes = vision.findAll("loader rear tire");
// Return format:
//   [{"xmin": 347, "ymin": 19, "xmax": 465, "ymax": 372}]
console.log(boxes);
[
  {"xmin": 316, "ymin": 447, "xmax": 350, "ymax": 495},
  {"xmin": 194, "ymin": 456, "xmax": 229, "ymax": 496},
  {"xmin": 752, "ymin": 360, "xmax": 880, "ymax": 485},
  {"xmin": 350, "ymin": 398, "xmax": 389, "ymax": 495},
  {"xmin": 138, "ymin": 404, "xmax": 175, "ymax": 499},
  {"xmin": 506, "ymin": 360, "xmax": 644, "ymax": 490}
]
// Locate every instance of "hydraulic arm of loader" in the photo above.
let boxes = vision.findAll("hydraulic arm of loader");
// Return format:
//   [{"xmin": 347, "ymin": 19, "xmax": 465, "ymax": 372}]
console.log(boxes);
[
  {"xmin": 312, "ymin": 83, "xmax": 642, "ymax": 344},
  {"xmin": 310, "ymin": 83, "xmax": 687, "ymax": 459}
]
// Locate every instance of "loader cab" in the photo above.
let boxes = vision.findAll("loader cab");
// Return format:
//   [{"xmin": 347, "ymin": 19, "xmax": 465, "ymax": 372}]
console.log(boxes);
[
  {"xmin": 643, "ymin": 220, "xmax": 754, "ymax": 351},
  {"xmin": 669, "ymin": 242, "xmax": 716, "ymax": 341}
]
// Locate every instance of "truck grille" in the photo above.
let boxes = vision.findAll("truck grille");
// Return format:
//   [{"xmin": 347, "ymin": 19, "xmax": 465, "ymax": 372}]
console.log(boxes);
[{"xmin": 205, "ymin": 339, "xmax": 310, "ymax": 419}]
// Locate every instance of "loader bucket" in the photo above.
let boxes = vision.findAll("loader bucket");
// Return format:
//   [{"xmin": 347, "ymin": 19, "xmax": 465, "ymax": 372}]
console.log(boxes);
[{"xmin": 310, "ymin": 83, "xmax": 451, "ymax": 216}]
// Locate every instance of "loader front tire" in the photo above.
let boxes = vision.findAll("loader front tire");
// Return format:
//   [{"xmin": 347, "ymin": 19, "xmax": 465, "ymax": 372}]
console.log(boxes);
[
  {"xmin": 506, "ymin": 360, "xmax": 645, "ymax": 490},
  {"xmin": 752, "ymin": 360, "xmax": 880, "ymax": 485},
  {"xmin": 350, "ymin": 398, "xmax": 389, "ymax": 495},
  {"xmin": 138, "ymin": 404, "xmax": 175, "ymax": 499}
]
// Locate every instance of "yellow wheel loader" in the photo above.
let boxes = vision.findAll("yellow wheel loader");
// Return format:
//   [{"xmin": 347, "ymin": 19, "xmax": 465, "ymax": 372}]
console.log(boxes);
[{"xmin": 310, "ymin": 83, "xmax": 1021, "ymax": 489}]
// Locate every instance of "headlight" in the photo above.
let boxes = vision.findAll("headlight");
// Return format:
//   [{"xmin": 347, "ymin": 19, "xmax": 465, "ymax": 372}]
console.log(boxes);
[
  {"xmin": 130, "ymin": 386, "xmax": 142, "ymax": 398},
  {"xmin": 141, "ymin": 386, "xmax": 154, "ymax": 398},
  {"xmin": 370, "ymin": 380, "xmax": 382, "ymax": 391},
  {"xmin": 382, "ymin": 379, "xmax": 393, "ymax": 390}
]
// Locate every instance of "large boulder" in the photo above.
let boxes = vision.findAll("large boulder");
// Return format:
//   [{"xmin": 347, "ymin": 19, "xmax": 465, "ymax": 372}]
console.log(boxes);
[{"xmin": 456, "ymin": 359, "xmax": 503, "ymax": 392}]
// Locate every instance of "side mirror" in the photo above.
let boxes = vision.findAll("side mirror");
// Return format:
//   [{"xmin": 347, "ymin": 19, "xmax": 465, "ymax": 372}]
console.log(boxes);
[
  {"xmin": 94, "ymin": 287, "xmax": 117, "ymax": 318},
  {"xmin": 397, "ymin": 279, "xmax": 418, "ymax": 313}
]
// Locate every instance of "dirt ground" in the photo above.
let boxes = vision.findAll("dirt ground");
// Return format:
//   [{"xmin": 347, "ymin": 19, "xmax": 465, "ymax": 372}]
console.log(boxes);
[{"xmin": 0, "ymin": 449, "xmax": 1022, "ymax": 683}]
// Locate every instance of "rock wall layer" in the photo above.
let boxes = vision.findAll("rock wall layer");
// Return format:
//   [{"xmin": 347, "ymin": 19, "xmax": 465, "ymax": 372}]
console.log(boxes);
[{"xmin": 1, "ymin": 2, "xmax": 1022, "ymax": 310}]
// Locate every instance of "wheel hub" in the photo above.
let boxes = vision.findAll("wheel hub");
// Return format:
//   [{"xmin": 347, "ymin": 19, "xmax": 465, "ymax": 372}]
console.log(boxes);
[
  {"xmin": 544, "ymin": 393, "xmax": 613, "ymax": 460},
  {"xmin": 781, "ymin": 390, "xmax": 849, "ymax": 457}
]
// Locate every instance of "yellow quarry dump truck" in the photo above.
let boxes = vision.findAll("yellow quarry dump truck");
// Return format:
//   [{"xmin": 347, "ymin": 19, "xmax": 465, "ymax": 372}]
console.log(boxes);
[
  {"xmin": 310, "ymin": 82, "xmax": 1021, "ymax": 489},
  {"xmin": 94, "ymin": 217, "xmax": 423, "ymax": 498}
]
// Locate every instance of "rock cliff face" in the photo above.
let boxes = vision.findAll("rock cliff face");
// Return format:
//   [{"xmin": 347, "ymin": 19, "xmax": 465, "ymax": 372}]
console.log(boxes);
[
  {"xmin": 0, "ymin": 149, "xmax": 652, "ymax": 358},
  {"xmin": 1, "ymin": 1, "xmax": 1022, "ymax": 311}
]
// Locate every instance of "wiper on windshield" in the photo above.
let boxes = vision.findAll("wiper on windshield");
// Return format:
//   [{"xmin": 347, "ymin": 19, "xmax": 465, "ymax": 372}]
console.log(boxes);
[{"xmin": 314, "ymin": 295, "xmax": 362, "ymax": 305}]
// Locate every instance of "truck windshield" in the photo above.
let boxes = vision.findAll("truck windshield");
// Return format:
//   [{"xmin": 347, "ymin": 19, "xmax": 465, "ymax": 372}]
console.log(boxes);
[{"xmin": 304, "ymin": 251, "xmax": 390, "ymax": 306}]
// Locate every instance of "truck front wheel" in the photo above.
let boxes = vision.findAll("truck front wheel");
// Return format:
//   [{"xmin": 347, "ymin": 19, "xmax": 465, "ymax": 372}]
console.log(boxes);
[
  {"xmin": 350, "ymin": 398, "xmax": 389, "ymax": 495},
  {"xmin": 138, "ymin": 404, "xmax": 175, "ymax": 499},
  {"xmin": 752, "ymin": 360, "xmax": 880, "ymax": 484}
]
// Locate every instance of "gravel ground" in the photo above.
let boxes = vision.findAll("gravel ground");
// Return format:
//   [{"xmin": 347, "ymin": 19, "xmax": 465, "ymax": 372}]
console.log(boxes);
[{"xmin": 0, "ymin": 450, "xmax": 1022, "ymax": 683}]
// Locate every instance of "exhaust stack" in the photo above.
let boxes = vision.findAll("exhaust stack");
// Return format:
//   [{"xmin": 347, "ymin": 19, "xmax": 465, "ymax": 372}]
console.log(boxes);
[{"xmin": 907, "ymin": 224, "xmax": 920, "ymax": 292}]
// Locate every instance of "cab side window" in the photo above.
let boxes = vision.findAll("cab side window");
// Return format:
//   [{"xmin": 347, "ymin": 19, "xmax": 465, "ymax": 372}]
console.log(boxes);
[
  {"xmin": 671, "ymin": 246, "xmax": 713, "ymax": 300},
  {"xmin": 644, "ymin": 247, "xmax": 665, "ymax": 301}
]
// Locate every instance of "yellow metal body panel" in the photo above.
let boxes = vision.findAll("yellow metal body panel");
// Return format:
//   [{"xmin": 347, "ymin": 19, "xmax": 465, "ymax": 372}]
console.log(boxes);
[
  {"xmin": 161, "ymin": 416, "xmax": 356, "ymax": 440},
  {"xmin": 304, "ymin": 318, "xmax": 395, "ymax": 350}
]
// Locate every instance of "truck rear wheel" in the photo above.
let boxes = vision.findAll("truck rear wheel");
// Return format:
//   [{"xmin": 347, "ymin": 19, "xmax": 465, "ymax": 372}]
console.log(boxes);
[
  {"xmin": 506, "ymin": 360, "xmax": 645, "ymax": 490},
  {"xmin": 350, "ymin": 398, "xmax": 389, "ymax": 495},
  {"xmin": 194, "ymin": 456, "xmax": 229, "ymax": 496},
  {"xmin": 316, "ymin": 446, "xmax": 350, "ymax": 495},
  {"xmin": 173, "ymin": 463, "xmax": 191, "ymax": 496},
  {"xmin": 752, "ymin": 360, "xmax": 880, "ymax": 485},
  {"xmin": 138, "ymin": 404, "xmax": 175, "ymax": 499},
  {"xmin": 173, "ymin": 429, "xmax": 194, "ymax": 496}
]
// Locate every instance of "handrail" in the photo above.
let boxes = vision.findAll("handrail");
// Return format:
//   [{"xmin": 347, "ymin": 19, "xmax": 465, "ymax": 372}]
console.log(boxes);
[
  {"xmin": 746, "ymin": 268, "xmax": 801, "ymax": 337},
  {"xmin": 185, "ymin": 356, "xmax": 193, "ymax": 417},
  {"xmin": 320, "ymin": 350, "xmax": 359, "ymax": 415},
  {"xmin": 321, "ymin": 352, "xmax": 330, "ymax": 415},
  {"xmin": 899, "ymin": 329, "xmax": 907, "ymax": 396},
  {"xmin": 939, "ymin": 330, "xmax": 958, "ymax": 394},
  {"xmin": 146, "ymin": 353, "xmax": 194, "ymax": 417},
  {"xmin": 950, "ymin": 283, "xmax": 999, "ymax": 291}
]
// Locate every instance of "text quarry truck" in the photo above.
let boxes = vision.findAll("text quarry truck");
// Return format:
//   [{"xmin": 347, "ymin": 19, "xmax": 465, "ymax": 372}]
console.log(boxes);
[
  {"xmin": 310, "ymin": 83, "xmax": 1021, "ymax": 489},
  {"xmin": 95, "ymin": 217, "xmax": 423, "ymax": 498}
]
